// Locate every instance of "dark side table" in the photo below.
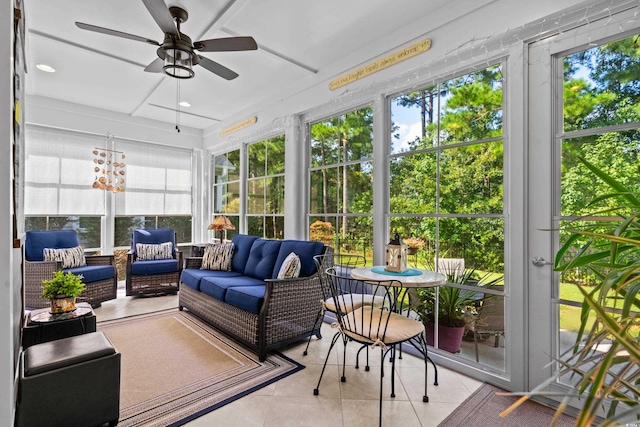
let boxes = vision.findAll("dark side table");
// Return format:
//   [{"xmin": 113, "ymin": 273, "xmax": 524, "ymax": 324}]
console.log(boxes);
[{"xmin": 22, "ymin": 302, "xmax": 97, "ymax": 349}]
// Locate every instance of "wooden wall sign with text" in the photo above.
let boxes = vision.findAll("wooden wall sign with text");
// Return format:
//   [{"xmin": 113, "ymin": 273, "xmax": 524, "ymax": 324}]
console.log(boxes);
[
  {"xmin": 220, "ymin": 116, "xmax": 257, "ymax": 136},
  {"xmin": 329, "ymin": 39, "xmax": 432, "ymax": 91}
]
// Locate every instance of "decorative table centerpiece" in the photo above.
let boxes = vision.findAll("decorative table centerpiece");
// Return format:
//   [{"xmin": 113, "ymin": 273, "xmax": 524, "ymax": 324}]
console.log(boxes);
[{"xmin": 41, "ymin": 271, "xmax": 85, "ymax": 314}]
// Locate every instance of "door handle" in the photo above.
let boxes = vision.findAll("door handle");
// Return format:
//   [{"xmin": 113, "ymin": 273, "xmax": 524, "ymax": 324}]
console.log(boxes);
[{"xmin": 532, "ymin": 256, "xmax": 553, "ymax": 267}]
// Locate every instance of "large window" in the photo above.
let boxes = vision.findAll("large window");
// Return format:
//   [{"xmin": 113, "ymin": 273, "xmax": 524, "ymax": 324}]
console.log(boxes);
[
  {"xmin": 246, "ymin": 135, "xmax": 285, "ymax": 239},
  {"xmin": 309, "ymin": 106, "xmax": 373, "ymax": 256},
  {"xmin": 390, "ymin": 64, "xmax": 505, "ymax": 369},
  {"xmin": 24, "ymin": 127, "xmax": 106, "ymax": 249},
  {"xmin": 212, "ymin": 149, "xmax": 240, "ymax": 239},
  {"xmin": 114, "ymin": 141, "xmax": 193, "ymax": 247},
  {"xmin": 556, "ymin": 33, "xmax": 640, "ymax": 366}
]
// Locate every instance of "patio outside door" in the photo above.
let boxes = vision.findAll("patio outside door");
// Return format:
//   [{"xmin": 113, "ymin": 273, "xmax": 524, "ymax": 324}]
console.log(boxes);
[{"xmin": 527, "ymin": 7, "xmax": 640, "ymax": 402}]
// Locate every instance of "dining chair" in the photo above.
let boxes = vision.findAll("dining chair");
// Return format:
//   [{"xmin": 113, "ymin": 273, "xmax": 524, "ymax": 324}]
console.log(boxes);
[
  {"xmin": 470, "ymin": 285, "xmax": 505, "ymax": 362},
  {"xmin": 308, "ymin": 253, "xmax": 385, "ymax": 376},
  {"xmin": 314, "ymin": 268, "xmax": 430, "ymax": 426}
]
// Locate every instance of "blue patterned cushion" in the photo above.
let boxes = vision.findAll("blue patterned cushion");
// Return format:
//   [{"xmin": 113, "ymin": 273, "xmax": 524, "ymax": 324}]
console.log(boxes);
[
  {"xmin": 201, "ymin": 243, "xmax": 235, "ymax": 271},
  {"xmin": 136, "ymin": 242, "xmax": 173, "ymax": 260},
  {"xmin": 43, "ymin": 246, "xmax": 86, "ymax": 269}
]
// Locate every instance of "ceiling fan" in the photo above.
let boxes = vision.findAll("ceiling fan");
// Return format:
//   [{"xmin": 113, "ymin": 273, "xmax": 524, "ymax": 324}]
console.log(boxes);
[{"xmin": 75, "ymin": 0, "xmax": 257, "ymax": 80}]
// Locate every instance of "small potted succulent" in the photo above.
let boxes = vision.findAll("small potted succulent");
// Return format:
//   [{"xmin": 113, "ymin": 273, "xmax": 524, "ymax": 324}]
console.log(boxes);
[
  {"xmin": 404, "ymin": 236, "xmax": 426, "ymax": 255},
  {"xmin": 41, "ymin": 271, "xmax": 85, "ymax": 313}
]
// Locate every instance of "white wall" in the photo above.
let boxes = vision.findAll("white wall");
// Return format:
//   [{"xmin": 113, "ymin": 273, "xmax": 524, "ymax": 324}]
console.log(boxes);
[{"xmin": 1, "ymin": 0, "xmax": 16, "ymax": 424}]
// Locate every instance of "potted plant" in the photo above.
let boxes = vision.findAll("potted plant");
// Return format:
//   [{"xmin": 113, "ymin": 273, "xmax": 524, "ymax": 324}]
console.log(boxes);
[
  {"xmin": 404, "ymin": 236, "xmax": 426, "ymax": 255},
  {"xmin": 502, "ymin": 157, "xmax": 639, "ymax": 425},
  {"xmin": 41, "ymin": 271, "xmax": 85, "ymax": 313},
  {"xmin": 412, "ymin": 268, "xmax": 502, "ymax": 353}
]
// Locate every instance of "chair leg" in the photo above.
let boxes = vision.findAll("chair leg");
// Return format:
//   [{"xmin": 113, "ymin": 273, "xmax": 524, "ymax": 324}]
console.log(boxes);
[
  {"xmin": 379, "ymin": 347, "xmax": 384, "ymax": 427},
  {"xmin": 314, "ymin": 331, "xmax": 341, "ymax": 395},
  {"xmin": 474, "ymin": 330, "xmax": 480, "ymax": 362},
  {"xmin": 355, "ymin": 343, "xmax": 370, "ymax": 371},
  {"xmin": 303, "ymin": 310, "xmax": 324, "ymax": 356}
]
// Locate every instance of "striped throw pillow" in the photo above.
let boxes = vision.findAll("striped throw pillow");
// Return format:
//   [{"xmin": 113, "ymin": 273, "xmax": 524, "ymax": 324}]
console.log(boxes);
[
  {"xmin": 43, "ymin": 246, "xmax": 87, "ymax": 269},
  {"xmin": 277, "ymin": 252, "xmax": 301, "ymax": 279},
  {"xmin": 136, "ymin": 242, "xmax": 173, "ymax": 260},
  {"xmin": 201, "ymin": 243, "xmax": 235, "ymax": 271}
]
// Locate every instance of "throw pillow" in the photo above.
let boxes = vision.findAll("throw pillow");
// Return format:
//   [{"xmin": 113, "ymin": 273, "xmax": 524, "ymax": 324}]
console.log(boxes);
[
  {"xmin": 43, "ymin": 246, "xmax": 87, "ymax": 269},
  {"xmin": 201, "ymin": 243, "xmax": 235, "ymax": 271},
  {"xmin": 136, "ymin": 242, "xmax": 173, "ymax": 260},
  {"xmin": 277, "ymin": 252, "xmax": 301, "ymax": 279}
]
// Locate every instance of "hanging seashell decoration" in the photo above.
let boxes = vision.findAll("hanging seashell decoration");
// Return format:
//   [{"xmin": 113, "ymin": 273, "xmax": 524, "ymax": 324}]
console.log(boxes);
[{"xmin": 92, "ymin": 135, "xmax": 126, "ymax": 193}]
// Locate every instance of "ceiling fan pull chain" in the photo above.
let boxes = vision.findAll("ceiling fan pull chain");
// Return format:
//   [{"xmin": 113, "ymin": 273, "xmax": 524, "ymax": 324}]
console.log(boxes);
[{"xmin": 175, "ymin": 79, "xmax": 181, "ymax": 133}]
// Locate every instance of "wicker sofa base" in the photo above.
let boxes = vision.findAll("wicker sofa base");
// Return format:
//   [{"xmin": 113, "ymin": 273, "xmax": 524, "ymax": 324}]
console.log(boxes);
[
  {"xmin": 126, "ymin": 272, "xmax": 180, "ymax": 297},
  {"xmin": 25, "ymin": 277, "xmax": 117, "ymax": 309},
  {"xmin": 178, "ymin": 278, "xmax": 323, "ymax": 361}
]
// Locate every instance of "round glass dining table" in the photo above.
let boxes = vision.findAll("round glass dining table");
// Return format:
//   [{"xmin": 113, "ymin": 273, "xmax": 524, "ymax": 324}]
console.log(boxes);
[{"xmin": 350, "ymin": 266, "xmax": 446, "ymax": 288}]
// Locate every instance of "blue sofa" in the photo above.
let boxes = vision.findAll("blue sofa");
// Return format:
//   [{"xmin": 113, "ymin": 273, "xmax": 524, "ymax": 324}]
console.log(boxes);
[
  {"xmin": 178, "ymin": 233, "xmax": 329, "ymax": 361},
  {"xmin": 24, "ymin": 230, "xmax": 117, "ymax": 308}
]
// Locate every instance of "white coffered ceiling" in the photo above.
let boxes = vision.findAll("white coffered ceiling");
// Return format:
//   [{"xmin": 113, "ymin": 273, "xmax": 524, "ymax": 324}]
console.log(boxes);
[{"xmin": 24, "ymin": 0, "xmax": 465, "ymax": 131}]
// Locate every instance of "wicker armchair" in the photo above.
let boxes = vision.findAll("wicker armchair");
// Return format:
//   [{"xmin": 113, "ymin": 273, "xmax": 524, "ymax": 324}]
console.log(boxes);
[
  {"xmin": 24, "ymin": 230, "xmax": 117, "ymax": 309},
  {"xmin": 126, "ymin": 228, "xmax": 183, "ymax": 296}
]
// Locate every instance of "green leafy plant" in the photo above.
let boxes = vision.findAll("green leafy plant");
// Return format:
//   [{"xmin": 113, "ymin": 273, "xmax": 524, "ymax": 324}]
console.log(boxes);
[
  {"xmin": 504, "ymin": 157, "xmax": 639, "ymax": 426},
  {"xmin": 413, "ymin": 268, "xmax": 503, "ymax": 328},
  {"xmin": 41, "ymin": 271, "xmax": 85, "ymax": 300}
]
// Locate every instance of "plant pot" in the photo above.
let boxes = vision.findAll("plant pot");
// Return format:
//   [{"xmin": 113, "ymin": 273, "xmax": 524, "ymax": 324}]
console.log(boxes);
[
  {"xmin": 50, "ymin": 296, "xmax": 77, "ymax": 314},
  {"xmin": 425, "ymin": 322, "xmax": 465, "ymax": 354},
  {"xmin": 407, "ymin": 247, "xmax": 419, "ymax": 255}
]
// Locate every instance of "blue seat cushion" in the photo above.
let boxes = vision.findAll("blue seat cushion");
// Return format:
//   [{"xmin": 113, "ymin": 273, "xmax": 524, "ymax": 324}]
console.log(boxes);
[
  {"xmin": 272, "ymin": 240, "xmax": 325, "ymax": 279},
  {"xmin": 244, "ymin": 239, "xmax": 282, "ymax": 280},
  {"xmin": 225, "ymin": 285, "xmax": 267, "ymax": 314},
  {"xmin": 25, "ymin": 230, "xmax": 80, "ymax": 261},
  {"xmin": 200, "ymin": 276, "xmax": 265, "ymax": 302},
  {"xmin": 180, "ymin": 269, "xmax": 241, "ymax": 291},
  {"xmin": 64, "ymin": 265, "xmax": 115, "ymax": 283},
  {"xmin": 230, "ymin": 234, "xmax": 259, "ymax": 274},
  {"xmin": 131, "ymin": 259, "xmax": 179, "ymax": 275}
]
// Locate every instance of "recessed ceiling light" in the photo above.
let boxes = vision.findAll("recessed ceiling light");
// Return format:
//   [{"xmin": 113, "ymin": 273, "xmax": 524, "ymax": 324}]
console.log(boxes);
[
  {"xmin": 179, "ymin": 101, "xmax": 191, "ymax": 107},
  {"xmin": 36, "ymin": 64, "xmax": 56, "ymax": 73}
]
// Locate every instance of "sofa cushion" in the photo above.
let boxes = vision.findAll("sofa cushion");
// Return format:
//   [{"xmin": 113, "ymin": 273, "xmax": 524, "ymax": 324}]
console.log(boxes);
[
  {"xmin": 277, "ymin": 252, "xmax": 301, "ymax": 279},
  {"xmin": 201, "ymin": 243, "xmax": 234, "ymax": 271},
  {"xmin": 131, "ymin": 259, "xmax": 179, "ymax": 275},
  {"xmin": 64, "ymin": 265, "xmax": 115, "ymax": 283},
  {"xmin": 225, "ymin": 285, "xmax": 267, "ymax": 314},
  {"xmin": 200, "ymin": 275, "xmax": 265, "ymax": 301},
  {"xmin": 135, "ymin": 242, "xmax": 173, "ymax": 260},
  {"xmin": 230, "ymin": 234, "xmax": 259, "ymax": 274},
  {"xmin": 244, "ymin": 239, "xmax": 282, "ymax": 280},
  {"xmin": 180, "ymin": 269, "xmax": 241, "ymax": 291},
  {"xmin": 25, "ymin": 230, "xmax": 80, "ymax": 262},
  {"xmin": 272, "ymin": 240, "xmax": 325, "ymax": 279},
  {"xmin": 44, "ymin": 246, "xmax": 86, "ymax": 269}
]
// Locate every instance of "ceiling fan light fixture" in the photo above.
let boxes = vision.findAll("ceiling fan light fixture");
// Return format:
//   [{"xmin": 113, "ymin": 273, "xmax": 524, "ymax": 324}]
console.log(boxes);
[{"xmin": 163, "ymin": 48, "xmax": 194, "ymax": 79}]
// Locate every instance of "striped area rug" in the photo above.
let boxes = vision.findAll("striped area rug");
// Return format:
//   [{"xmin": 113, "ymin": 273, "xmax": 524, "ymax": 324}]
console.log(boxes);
[
  {"xmin": 98, "ymin": 309, "xmax": 304, "ymax": 427},
  {"xmin": 439, "ymin": 383, "xmax": 578, "ymax": 427}
]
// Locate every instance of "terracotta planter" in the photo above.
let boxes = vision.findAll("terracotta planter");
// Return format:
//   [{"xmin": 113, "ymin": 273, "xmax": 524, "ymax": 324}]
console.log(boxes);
[
  {"xmin": 425, "ymin": 322, "xmax": 465, "ymax": 354},
  {"xmin": 50, "ymin": 296, "xmax": 77, "ymax": 314}
]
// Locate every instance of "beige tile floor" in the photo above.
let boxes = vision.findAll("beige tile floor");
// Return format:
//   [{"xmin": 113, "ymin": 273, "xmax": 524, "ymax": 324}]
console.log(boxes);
[{"xmin": 93, "ymin": 286, "xmax": 482, "ymax": 427}]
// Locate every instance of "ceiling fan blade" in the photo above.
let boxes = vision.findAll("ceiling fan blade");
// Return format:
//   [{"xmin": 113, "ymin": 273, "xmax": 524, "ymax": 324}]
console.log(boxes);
[
  {"xmin": 194, "ymin": 36, "xmax": 258, "ymax": 52},
  {"xmin": 144, "ymin": 58, "xmax": 164, "ymax": 73},
  {"xmin": 197, "ymin": 56, "xmax": 239, "ymax": 80},
  {"xmin": 142, "ymin": 0, "xmax": 179, "ymax": 37},
  {"xmin": 75, "ymin": 22, "xmax": 160, "ymax": 46}
]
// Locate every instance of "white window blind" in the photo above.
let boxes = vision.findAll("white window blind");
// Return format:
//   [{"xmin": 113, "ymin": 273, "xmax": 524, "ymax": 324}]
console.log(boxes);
[
  {"xmin": 114, "ymin": 141, "xmax": 192, "ymax": 216},
  {"xmin": 25, "ymin": 127, "xmax": 106, "ymax": 215}
]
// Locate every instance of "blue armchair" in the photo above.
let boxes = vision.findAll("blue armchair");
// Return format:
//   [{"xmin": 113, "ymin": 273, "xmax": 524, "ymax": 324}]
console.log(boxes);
[
  {"xmin": 24, "ymin": 230, "xmax": 117, "ymax": 309},
  {"xmin": 126, "ymin": 228, "xmax": 183, "ymax": 296}
]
